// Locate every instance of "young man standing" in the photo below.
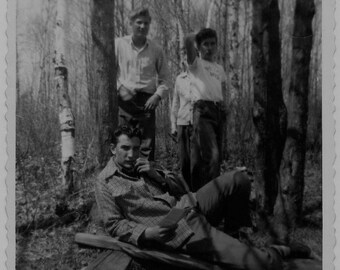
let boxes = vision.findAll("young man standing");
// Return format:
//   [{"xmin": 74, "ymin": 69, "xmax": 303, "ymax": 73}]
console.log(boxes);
[
  {"xmin": 115, "ymin": 8, "xmax": 169, "ymax": 160},
  {"xmin": 170, "ymin": 53, "xmax": 193, "ymax": 188},
  {"xmin": 95, "ymin": 125, "xmax": 311, "ymax": 270},
  {"xmin": 185, "ymin": 28, "xmax": 227, "ymax": 191}
]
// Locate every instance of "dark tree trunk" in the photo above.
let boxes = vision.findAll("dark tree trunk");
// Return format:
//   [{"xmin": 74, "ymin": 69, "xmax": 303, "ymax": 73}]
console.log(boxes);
[
  {"xmin": 91, "ymin": 0, "xmax": 117, "ymax": 168},
  {"xmin": 251, "ymin": 0, "xmax": 287, "ymax": 218},
  {"xmin": 280, "ymin": 0, "xmax": 315, "ymax": 227}
]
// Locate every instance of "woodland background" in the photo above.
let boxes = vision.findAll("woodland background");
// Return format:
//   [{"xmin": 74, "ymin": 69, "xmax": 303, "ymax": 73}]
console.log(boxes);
[{"xmin": 16, "ymin": 0, "xmax": 322, "ymax": 269}]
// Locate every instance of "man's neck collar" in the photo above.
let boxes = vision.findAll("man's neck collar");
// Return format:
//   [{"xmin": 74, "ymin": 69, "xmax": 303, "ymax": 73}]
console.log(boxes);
[
  {"xmin": 131, "ymin": 35, "xmax": 148, "ymax": 48},
  {"xmin": 113, "ymin": 160, "xmax": 140, "ymax": 180}
]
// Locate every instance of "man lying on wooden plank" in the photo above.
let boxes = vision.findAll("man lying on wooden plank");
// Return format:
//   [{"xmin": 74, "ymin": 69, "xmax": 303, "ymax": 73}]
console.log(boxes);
[{"xmin": 94, "ymin": 125, "xmax": 311, "ymax": 270}]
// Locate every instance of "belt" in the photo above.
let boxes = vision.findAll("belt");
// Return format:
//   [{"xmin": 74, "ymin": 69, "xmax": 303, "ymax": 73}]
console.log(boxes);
[
  {"xmin": 135, "ymin": 89, "xmax": 153, "ymax": 96},
  {"xmin": 194, "ymin": 100, "xmax": 223, "ymax": 106}
]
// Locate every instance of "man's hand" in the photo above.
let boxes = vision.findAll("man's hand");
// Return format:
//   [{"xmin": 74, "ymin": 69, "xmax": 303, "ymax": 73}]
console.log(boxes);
[
  {"xmin": 141, "ymin": 225, "xmax": 178, "ymax": 243},
  {"xmin": 144, "ymin": 94, "xmax": 161, "ymax": 110},
  {"xmin": 135, "ymin": 158, "xmax": 159, "ymax": 179},
  {"xmin": 135, "ymin": 158, "xmax": 167, "ymax": 186},
  {"xmin": 119, "ymin": 85, "xmax": 135, "ymax": 101},
  {"xmin": 171, "ymin": 126, "xmax": 177, "ymax": 138}
]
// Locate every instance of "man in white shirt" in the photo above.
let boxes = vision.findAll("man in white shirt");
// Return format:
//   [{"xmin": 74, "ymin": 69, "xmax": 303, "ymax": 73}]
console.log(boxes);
[
  {"xmin": 185, "ymin": 28, "xmax": 227, "ymax": 191},
  {"xmin": 170, "ymin": 55, "xmax": 193, "ymax": 187},
  {"xmin": 115, "ymin": 8, "xmax": 169, "ymax": 160}
]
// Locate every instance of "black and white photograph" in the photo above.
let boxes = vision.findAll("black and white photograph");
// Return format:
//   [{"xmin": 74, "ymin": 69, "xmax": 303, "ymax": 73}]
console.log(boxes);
[{"xmin": 4, "ymin": 0, "xmax": 335, "ymax": 269}]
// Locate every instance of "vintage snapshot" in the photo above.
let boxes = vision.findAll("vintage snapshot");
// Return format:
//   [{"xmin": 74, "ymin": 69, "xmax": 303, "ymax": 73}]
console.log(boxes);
[{"xmin": 7, "ymin": 0, "xmax": 334, "ymax": 269}]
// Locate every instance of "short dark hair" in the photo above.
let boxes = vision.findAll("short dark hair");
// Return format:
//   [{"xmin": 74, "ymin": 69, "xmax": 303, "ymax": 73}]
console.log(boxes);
[
  {"xmin": 112, "ymin": 125, "xmax": 143, "ymax": 145},
  {"xmin": 195, "ymin": 28, "xmax": 217, "ymax": 47},
  {"xmin": 129, "ymin": 8, "xmax": 152, "ymax": 22}
]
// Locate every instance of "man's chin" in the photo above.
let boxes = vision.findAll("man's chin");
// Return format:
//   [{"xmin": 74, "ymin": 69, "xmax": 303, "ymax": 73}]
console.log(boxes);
[{"xmin": 123, "ymin": 163, "xmax": 134, "ymax": 171}]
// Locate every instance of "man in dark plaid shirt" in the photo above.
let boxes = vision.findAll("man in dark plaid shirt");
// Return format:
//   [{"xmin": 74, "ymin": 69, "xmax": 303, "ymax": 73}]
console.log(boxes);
[{"xmin": 95, "ymin": 125, "xmax": 311, "ymax": 270}]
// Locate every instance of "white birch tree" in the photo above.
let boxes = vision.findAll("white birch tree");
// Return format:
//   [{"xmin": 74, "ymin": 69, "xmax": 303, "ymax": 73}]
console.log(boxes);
[{"xmin": 54, "ymin": 0, "xmax": 75, "ymax": 193}]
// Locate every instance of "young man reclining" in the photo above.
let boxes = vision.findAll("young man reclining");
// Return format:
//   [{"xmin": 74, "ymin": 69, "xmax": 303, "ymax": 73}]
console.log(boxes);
[{"xmin": 95, "ymin": 125, "xmax": 311, "ymax": 270}]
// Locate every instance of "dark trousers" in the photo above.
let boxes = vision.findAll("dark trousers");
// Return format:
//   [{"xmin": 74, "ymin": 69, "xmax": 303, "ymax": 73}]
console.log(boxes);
[
  {"xmin": 177, "ymin": 125, "xmax": 193, "ymax": 188},
  {"xmin": 183, "ymin": 171, "xmax": 282, "ymax": 270},
  {"xmin": 118, "ymin": 93, "xmax": 156, "ymax": 160},
  {"xmin": 191, "ymin": 100, "xmax": 225, "ymax": 191}
]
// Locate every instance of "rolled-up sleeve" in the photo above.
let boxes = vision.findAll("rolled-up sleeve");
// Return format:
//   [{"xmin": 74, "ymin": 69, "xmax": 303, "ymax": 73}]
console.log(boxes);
[
  {"xmin": 155, "ymin": 49, "xmax": 169, "ymax": 98},
  {"xmin": 156, "ymin": 170, "xmax": 186, "ymax": 197},
  {"xmin": 95, "ymin": 179, "xmax": 148, "ymax": 246}
]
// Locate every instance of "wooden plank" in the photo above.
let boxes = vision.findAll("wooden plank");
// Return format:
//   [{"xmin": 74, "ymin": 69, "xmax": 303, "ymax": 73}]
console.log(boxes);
[
  {"xmin": 86, "ymin": 250, "xmax": 112, "ymax": 270},
  {"xmin": 283, "ymin": 259, "xmax": 322, "ymax": 270},
  {"xmin": 75, "ymin": 233, "xmax": 123, "ymax": 251},
  {"xmin": 87, "ymin": 250, "xmax": 132, "ymax": 270}
]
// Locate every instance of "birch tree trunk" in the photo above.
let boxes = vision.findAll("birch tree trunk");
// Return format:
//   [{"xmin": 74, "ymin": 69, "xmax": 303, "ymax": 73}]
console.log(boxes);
[
  {"xmin": 280, "ymin": 0, "xmax": 315, "ymax": 227},
  {"xmin": 55, "ymin": 0, "xmax": 75, "ymax": 193},
  {"xmin": 251, "ymin": 0, "xmax": 287, "ymax": 218},
  {"xmin": 206, "ymin": 0, "xmax": 216, "ymax": 28},
  {"xmin": 91, "ymin": 0, "xmax": 117, "ymax": 168}
]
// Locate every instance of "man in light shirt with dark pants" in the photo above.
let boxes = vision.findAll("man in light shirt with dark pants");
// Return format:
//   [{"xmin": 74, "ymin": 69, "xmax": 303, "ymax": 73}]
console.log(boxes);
[
  {"xmin": 185, "ymin": 28, "xmax": 227, "ymax": 191},
  {"xmin": 115, "ymin": 8, "xmax": 169, "ymax": 160}
]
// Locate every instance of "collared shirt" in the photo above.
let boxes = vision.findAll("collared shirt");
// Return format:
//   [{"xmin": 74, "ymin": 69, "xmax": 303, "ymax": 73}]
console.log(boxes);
[
  {"xmin": 95, "ymin": 158, "xmax": 195, "ymax": 250},
  {"xmin": 115, "ymin": 35, "xmax": 169, "ymax": 99},
  {"xmin": 189, "ymin": 58, "xmax": 226, "ymax": 102},
  {"xmin": 170, "ymin": 72, "xmax": 193, "ymax": 129}
]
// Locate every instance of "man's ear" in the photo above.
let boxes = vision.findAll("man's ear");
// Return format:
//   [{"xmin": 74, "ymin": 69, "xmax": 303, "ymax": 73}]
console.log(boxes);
[{"xmin": 110, "ymin": 143, "xmax": 116, "ymax": 155}]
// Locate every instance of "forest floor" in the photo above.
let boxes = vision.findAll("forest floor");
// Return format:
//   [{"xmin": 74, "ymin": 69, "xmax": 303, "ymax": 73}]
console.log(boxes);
[{"xmin": 15, "ymin": 146, "xmax": 322, "ymax": 270}]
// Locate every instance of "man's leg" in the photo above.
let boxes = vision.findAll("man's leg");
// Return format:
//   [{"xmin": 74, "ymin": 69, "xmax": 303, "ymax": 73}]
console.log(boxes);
[
  {"xmin": 178, "ymin": 125, "xmax": 192, "ymax": 189},
  {"xmin": 183, "ymin": 212, "xmax": 283, "ymax": 270},
  {"xmin": 191, "ymin": 102, "xmax": 220, "ymax": 191},
  {"xmin": 217, "ymin": 105, "xmax": 226, "ymax": 163},
  {"xmin": 138, "ymin": 109, "xmax": 156, "ymax": 160},
  {"xmin": 196, "ymin": 170, "xmax": 252, "ymax": 232},
  {"xmin": 118, "ymin": 93, "xmax": 156, "ymax": 160}
]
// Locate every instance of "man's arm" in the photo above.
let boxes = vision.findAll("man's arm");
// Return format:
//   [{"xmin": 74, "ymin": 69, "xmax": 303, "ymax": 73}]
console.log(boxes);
[
  {"xmin": 184, "ymin": 33, "xmax": 197, "ymax": 65},
  {"xmin": 95, "ymin": 180, "xmax": 148, "ymax": 246},
  {"xmin": 115, "ymin": 38, "xmax": 122, "ymax": 92},
  {"xmin": 170, "ymin": 78, "xmax": 180, "ymax": 136},
  {"xmin": 144, "ymin": 49, "xmax": 168, "ymax": 110},
  {"xmin": 135, "ymin": 158, "xmax": 186, "ymax": 196},
  {"xmin": 155, "ymin": 49, "xmax": 170, "ymax": 98}
]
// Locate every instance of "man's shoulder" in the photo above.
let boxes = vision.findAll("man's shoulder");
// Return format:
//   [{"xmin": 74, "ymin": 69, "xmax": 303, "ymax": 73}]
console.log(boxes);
[
  {"xmin": 147, "ymin": 38, "xmax": 163, "ymax": 52},
  {"xmin": 97, "ymin": 159, "xmax": 118, "ymax": 183},
  {"xmin": 176, "ymin": 72, "xmax": 188, "ymax": 80},
  {"xmin": 215, "ymin": 62, "xmax": 225, "ymax": 72},
  {"xmin": 200, "ymin": 59, "xmax": 225, "ymax": 73},
  {"xmin": 115, "ymin": 35, "xmax": 131, "ymax": 46}
]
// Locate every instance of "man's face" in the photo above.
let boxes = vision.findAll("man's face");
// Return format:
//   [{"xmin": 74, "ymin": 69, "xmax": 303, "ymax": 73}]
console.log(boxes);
[
  {"xmin": 113, "ymin": 134, "xmax": 141, "ymax": 171},
  {"xmin": 198, "ymin": 37, "xmax": 217, "ymax": 62},
  {"xmin": 130, "ymin": 16, "xmax": 151, "ymax": 39}
]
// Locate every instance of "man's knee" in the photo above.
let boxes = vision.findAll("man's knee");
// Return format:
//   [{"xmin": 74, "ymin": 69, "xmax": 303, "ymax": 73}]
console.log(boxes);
[
  {"xmin": 218, "ymin": 170, "xmax": 251, "ymax": 193},
  {"xmin": 233, "ymin": 171, "xmax": 251, "ymax": 191}
]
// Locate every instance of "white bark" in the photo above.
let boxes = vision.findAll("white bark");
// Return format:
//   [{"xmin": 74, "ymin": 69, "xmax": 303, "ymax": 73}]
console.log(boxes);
[
  {"xmin": 55, "ymin": 0, "xmax": 75, "ymax": 191},
  {"xmin": 206, "ymin": 0, "xmax": 216, "ymax": 28}
]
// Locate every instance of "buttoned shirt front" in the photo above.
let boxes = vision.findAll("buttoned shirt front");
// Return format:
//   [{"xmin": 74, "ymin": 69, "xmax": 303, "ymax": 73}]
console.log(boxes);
[
  {"xmin": 170, "ymin": 72, "xmax": 193, "ymax": 130},
  {"xmin": 115, "ymin": 35, "xmax": 169, "ymax": 99},
  {"xmin": 95, "ymin": 158, "xmax": 195, "ymax": 250}
]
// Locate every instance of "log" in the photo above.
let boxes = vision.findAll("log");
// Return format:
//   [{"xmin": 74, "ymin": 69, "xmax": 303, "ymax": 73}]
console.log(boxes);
[
  {"xmin": 75, "ymin": 233, "xmax": 215, "ymax": 270},
  {"xmin": 17, "ymin": 200, "xmax": 93, "ymax": 235},
  {"xmin": 76, "ymin": 233, "xmax": 322, "ymax": 270}
]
